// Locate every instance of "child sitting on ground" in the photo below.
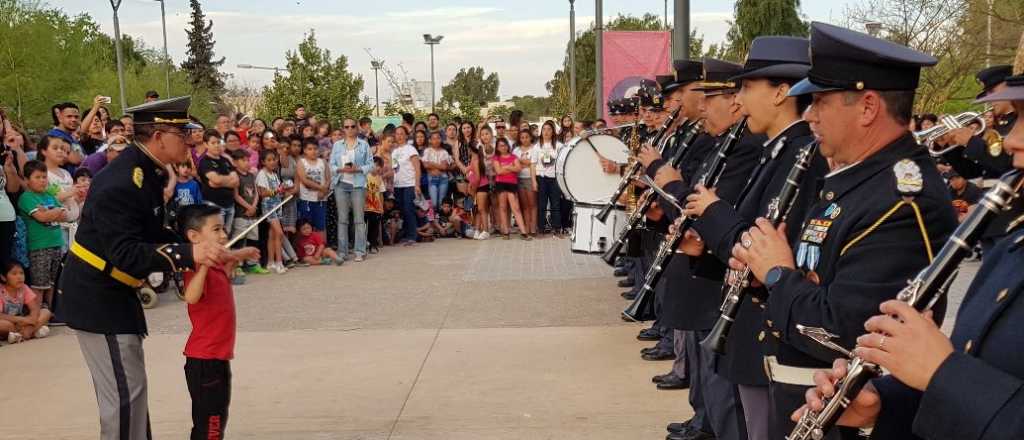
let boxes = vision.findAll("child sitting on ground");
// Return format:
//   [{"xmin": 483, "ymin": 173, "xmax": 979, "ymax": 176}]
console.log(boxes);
[
  {"xmin": 0, "ymin": 262, "xmax": 52, "ymax": 344},
  {"xmin": 294, "ymin": 219, "xmax": 343, "ymax": 266},
  {"xmin": 179, "ymin": 203, "xmax": 259, "ymax": 440}
]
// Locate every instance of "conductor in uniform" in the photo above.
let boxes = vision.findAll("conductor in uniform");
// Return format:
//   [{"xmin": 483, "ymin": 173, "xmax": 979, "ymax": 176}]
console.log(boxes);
[
  {"xmin": 800, "ymin": 33, "xmax": 1024, "ymax": 440},
  {"xmin": 727, "ymin": 22, "xmax": 958, "ymax": 439},
  {"xmin": 59, "ymin": 96, "xmax": 233, "ymax": 440}
]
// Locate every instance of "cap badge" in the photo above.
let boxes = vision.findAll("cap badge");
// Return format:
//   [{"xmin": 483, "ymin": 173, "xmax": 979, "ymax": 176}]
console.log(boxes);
[
  {"xmin": 133, "ymin": 167, "xmax": 144, "ymax": 188},
  {"xmin": 894, "ymin": 159, "xmax": 924, "ymax": 196}
]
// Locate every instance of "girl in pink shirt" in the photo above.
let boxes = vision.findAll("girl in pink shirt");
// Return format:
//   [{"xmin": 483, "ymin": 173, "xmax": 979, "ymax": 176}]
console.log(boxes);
[
  {"xmin": 0, "ymin": 262, "xmax": 52, "ymax": 343},
  {"xmin": 491, "ymin": 138, "xmax": 530, "ymax": 240}
]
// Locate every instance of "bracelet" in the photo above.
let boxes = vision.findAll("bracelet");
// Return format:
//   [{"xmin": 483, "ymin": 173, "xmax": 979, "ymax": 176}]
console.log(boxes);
[{"xmin": 645, "ymin": 159, "xmax": 666, "ymax": 180}]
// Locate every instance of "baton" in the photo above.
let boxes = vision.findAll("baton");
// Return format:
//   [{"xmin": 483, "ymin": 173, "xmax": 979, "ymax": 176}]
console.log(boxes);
[{"xmin": 225, "ymin": 194, "xmax": 294, "ymax": 248}]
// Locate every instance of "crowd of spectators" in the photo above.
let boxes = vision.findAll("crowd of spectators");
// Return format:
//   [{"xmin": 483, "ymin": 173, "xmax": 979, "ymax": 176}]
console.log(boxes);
[{"xmin": 0, "ymin": 94, "xmax": 605, "ymax": 345}]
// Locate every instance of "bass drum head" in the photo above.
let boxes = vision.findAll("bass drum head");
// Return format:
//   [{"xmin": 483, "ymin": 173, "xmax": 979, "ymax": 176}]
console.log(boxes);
[{"xmin": 557, "ymin": 133, "xmax": 630, "ymax": 204}]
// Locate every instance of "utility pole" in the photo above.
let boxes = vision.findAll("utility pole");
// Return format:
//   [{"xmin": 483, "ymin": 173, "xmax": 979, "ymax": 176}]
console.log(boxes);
[
  {"xmin": 371, "ymin": 60, "xmax": 383, "ymax": 116},
  {"xmin": 664, "ymin": 0, "xmax": 669, "ymax": 30},
  {"xmin": 987, "ymin": 0, "xmax": 993, "ymax": 68},
  {"xmin": 155, "ymin": 0, "xmax": 170, "ymax": 97},
  {"xmin": 569, "ymin": 0, "xmax": 577, "ymax": 118},
  {"xmin": 672, "ymin": 0, "xmax": 689, "ymax": 61},
  {"xmin": 110, "ymin": 0, "xmax": 128, "ymax": 112},
  {"xmin": 595, "ymin": 0, "xmax": 603, "ymax": 120}
]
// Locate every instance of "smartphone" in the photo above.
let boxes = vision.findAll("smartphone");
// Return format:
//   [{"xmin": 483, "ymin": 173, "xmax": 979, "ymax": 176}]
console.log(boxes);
[{"xmin": 99, "ymin": 96, "xmax": 112, "ymax": 104}]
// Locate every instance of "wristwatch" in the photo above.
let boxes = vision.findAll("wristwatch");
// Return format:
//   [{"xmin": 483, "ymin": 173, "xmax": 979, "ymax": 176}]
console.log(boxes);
[{"xmin": 764, "ymin": 266, "xmax": 789, "ymax": 290}]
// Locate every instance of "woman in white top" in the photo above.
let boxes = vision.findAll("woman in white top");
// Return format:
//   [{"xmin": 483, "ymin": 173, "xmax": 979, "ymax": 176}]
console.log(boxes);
[
  {"xmin": 535, "ymin": 121, "xmax": 565, "ymax": 236},
  {"xmin": 422, "ymin": 131, "xmax": 453, "ymax": 211},
  {"xmin": 512, "ymin": 129, "xmax": 539, "ymax": 238}
]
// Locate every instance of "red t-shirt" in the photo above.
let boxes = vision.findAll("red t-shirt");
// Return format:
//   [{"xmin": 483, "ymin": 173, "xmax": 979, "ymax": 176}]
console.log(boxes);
[
  {"xmin": 296, "ymin": 231, "xmax": 325, "ymax": 259},
  {"xmin": 183, "ymin": 265, "xmax": 236, "ymax": 360}
]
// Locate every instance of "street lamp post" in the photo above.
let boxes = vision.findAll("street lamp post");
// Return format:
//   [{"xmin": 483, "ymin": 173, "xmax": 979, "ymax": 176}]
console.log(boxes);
[
  {"xmin": 569, "ymin": 0, "xmax": 576, "ymax": 118},
  {"xmin": 595, "ymin": 0, "xmax": 603, "ymax": 120},
  {"xmin": 154, "ymin": 0, "xmax": 171, "ymax": 97},
  {"xmin": 110, "ymin": 0, "xmax": 128, "ymax": 112},
  {"xmin": 423, "ymin": 34, "xmax": 444, "ymax": 113},
  {"xmin": 370, "ymin": 60, "xmax": 383, "ymax": 117}
]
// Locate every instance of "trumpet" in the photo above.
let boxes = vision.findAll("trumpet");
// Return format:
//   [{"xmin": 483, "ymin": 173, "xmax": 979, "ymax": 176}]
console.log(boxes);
[{"xmin": 913, "ymin": 111, "xmax": 987, "ymax": 155}]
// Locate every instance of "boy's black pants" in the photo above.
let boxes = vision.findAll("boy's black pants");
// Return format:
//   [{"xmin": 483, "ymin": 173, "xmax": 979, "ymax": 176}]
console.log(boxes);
[{"xmin": 185, "ymin": 357, "xmax": 231, "ymax": 440}]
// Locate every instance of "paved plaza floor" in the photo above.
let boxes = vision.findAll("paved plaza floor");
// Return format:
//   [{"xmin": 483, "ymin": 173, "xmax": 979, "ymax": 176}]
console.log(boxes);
[{"xmin": 0, "ymin": 236, "xmax": 977, "ymax": 439}]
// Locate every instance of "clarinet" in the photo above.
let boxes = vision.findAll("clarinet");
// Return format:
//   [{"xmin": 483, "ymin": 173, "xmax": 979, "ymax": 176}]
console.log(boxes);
[
  {"xmin": 622, "ymin": 117, "xmax": 748, "ymax": 321},
  {"xmin": 787, "ymin": 169, "xmax": 1024, "ymax": 440},
  {"xmin": 596, "ymin": 106, "xmax": 684, "ymax": 223},
  {"xmin": 600, "ymin": 119, "xmax": 704, "ymax": 266},
  {"xmin": 701, "ymin": 141, "xmax": 820, "ymax": 354}
]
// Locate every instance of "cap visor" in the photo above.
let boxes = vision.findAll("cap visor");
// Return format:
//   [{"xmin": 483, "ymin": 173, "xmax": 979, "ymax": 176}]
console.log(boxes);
[
  {"xmin": 183, "ymin": 122, "xmax": 203, "ymax": 130},
  {"xmin": 729, "ymin": 64, "xmax": 811, "ymax": 82},
  {"xmin": 975, "ymin": 86, "xmax": 1024, "ymax": 103},
  {"xmin": 787, "ymin": 78, "xmax": 841, "ymax": 97}
]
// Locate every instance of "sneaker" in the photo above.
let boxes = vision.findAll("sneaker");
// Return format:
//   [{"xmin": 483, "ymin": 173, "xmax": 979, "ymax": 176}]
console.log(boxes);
[
  {"xmin": 7, "ymin": 332, "xmax": 23, "ymax": 344},
  {"xmin": 320, "ymin": 257, "xmax": 333, "ymax": 265},
  {"xmin": 232, "ymin": 274, "xmax": 247, "ymax": 285},
  {"xmin": 246, "ymin": 265, "xmax": 271, "ymax": 275},
  {"xmin": 274, "ymin": 264, "xmax": 288, "ymax": 274},
  {"xmin": 369, "ymin": 247, "xmax": 380, "ymax": 254},
  {"xmin": 284, "ymin": 260, "xmax": 297, "ymax": 269},
  {"xmin": 295, "ymin": 261, "xmax": 311, "ymax": 268},
  {"xmin": 334, "ymin": 257, "xmax": 345, "ymax": 266},
  {"xmin": 35, "ymin": 326, "xmax": 50, "ymax": 339},
  {"xmin": 521, "ymin": 234, "xmax": 532, "ymax": 241},
  {"xmin": 354, "ymin": 255, "xmax": 365, "ymax": 262},
  {"xmin": 479, "ymin": 231, "xmax": 490, "ymax": 240}
]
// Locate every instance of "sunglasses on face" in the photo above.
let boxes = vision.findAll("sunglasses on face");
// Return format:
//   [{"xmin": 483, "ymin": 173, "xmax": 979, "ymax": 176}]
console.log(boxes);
[{"xmin": 344, "ymin": 125, "xmax": 357, "ymax": 129}]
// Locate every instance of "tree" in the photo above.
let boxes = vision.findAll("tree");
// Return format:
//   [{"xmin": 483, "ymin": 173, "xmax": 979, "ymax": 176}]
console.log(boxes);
[
  {"xmin": 723, "ymin": 0, "xmax": 809, "ymax": 61},
  {"xmin": 843, "ymin": 0, "xmax": 1022, "ymax": 113},
  {"xmin": 545, "ymin": 14, "xmax": 712, "ymax": 121},
  {"xmin": 440, "ymin": 67, "xmax": 500, "ymax": 120},
  {"xmin": 0, "ymin": 0, "xmax": 215, "ymax": 129},
  {"xmin": 258, "ymin": 30, "xmax": 371, "ymax": 125},
  {"xmin": 508, "ymin": 95, "xmax": 553, "ymax": 121},
  {"xmin": 181, "ymin": 0, "xmax": 225, "ymax": 95}
]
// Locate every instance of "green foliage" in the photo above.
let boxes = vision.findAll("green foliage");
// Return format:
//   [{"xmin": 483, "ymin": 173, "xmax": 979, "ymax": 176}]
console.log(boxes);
[
  {"xmin": 508, "ymin": 95, "xmax": 553, "ymax": 121},
  {"xmin": 257, "ymin": 30, "xmax": 371, "ymax": 126},
  {"xmin": 440, "ymin": 66, "xmax": 500, "ymax": 120},
  {"xmin": 181, "ymin": 0, "xmax": 225, "ymax": 96},
  {"xmin": 546, "ymin": 14, "xmax": 713, "ymax": 121},
  {"xmin": 723, "ymin": 0, "xmax": 809, "ymax": 61},
  {"xmin": 0, "ymin": 0, "xmax": 215, "ymax": 131}
]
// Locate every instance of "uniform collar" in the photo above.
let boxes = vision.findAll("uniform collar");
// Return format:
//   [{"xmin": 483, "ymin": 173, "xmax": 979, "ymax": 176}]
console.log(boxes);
[
  {"xmin": 820, "ymin": 132, "xmax": 921, "ymax": 202},
  {"xmin": 134, "ymin": 141, "xmax": 167, "ymax": 170},
  {"xmin": 763, "ymin": 119, "xmax": 811, "ymax": 148}
]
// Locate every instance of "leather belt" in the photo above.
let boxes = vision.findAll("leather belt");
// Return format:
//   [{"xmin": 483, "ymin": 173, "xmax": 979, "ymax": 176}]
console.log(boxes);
[
  {"xmin": 70, "ymin": 241, "xmax": 144, "ymax": 288},
  {"xmin": 763, "ymin": 355, "xmax": 819, "ymax": 386}
]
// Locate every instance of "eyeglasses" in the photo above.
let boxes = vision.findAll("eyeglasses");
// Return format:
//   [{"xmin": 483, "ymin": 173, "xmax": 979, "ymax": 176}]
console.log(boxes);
[
  {"xmin": 344, "ymin": 125, "xmax": 357, "ymax": 129},
  {"xmin": 495, "ymin": 125, "xmax": 506, "ymax": 129},
  {"xmin": 161, "ymin": 130, "xmax": 186, "ymax": 141}
]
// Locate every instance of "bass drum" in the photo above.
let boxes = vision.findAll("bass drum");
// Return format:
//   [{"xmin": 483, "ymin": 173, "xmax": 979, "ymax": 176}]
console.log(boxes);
[{"xmin": 556, "ymin": 132, "xmax": 630, "ymax": 204}]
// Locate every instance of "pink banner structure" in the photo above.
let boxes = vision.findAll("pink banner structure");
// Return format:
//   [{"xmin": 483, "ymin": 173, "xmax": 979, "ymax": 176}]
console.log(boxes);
[{"xmin": 601, "ymin": 31, "xmax": 672, "ymax": 120}]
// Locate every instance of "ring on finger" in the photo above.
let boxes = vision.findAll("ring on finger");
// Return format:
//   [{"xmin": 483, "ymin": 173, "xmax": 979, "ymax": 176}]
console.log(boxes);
[
  {"xmin": 742, "ymin": 238, "xmax": 752, "ymax": 248},
  {"xmin": 879, "ymin": 335, "xmax": 887, "ymax": 350}
]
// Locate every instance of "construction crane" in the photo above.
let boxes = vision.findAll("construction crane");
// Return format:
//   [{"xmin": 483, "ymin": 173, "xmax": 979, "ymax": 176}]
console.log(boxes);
[{"xmin": 364, "ymin": 48, "xmax": 415, "ymax": 109}]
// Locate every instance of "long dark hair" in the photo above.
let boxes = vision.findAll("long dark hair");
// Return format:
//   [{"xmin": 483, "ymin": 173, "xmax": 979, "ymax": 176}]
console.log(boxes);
[
  {"xmin": 495, "ymin": 137, "xmax": 512, "ymax": 156},
  {"xmin": 540, "ymin": 120, "xmax": 558, "ymax": 147},
  {"xmin": 413, "ymin": 129, "xmax": 428, "ymax": 149},
  {"xmin": 459, "ymin": 121, "xmax": 476, "ymax": 146}
]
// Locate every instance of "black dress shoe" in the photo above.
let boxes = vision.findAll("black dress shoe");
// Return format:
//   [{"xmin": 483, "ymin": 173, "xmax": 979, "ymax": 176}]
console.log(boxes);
[
  {"xmin": 666, "ymin": 429, "xmax": 715, "ymax": 440},
  {"xmin": 613, "ymin": 268, "xmax": 630, "ymax": 277},
  {"xmin": 617, "ymin": 278, "xmax": 635, "ymax": 288},
  {"xmin": 637, "ymin": 327, "xmax": 661, "ymax": 341},
  {"xmin": 642, "ymin": 349, "xmax": 676, "ymax": 361},
  {"xmin": 651, "ymin": 372, "xmax": 675, "ymax": 383},
  {"xmin": 667, "ymin": 420, "xmax": 690, "ymax": 433},
  {"xmin": 657, "ymin": 374, "xmax": 690, "ymax": 390},
  {"xmin": 621, "ymin": 290, "xmax": 637, "ymax": 300},
  {"xmin": 640, "ymin": 346, "xmax": 660, "ymax": 355}
]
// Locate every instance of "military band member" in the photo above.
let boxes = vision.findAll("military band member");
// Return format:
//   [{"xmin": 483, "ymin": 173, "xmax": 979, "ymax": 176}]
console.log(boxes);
[
  {"xmin": 681, "ymin": 36, "xmax": 828, "ymax": 440},
  {"xmin": 727, "ymin": 22, "xmax": 958, "ymax": 439},
  {"xmin": 59, "ymin": 97, "xmax": 233, "ymax": 440},
  {"xmin": 940, "ymin": 64, "xmax": 1024, "ymax": 254},
  {"xmin": 640, "ymin": 58, "xmax": 765, "ymax": 440},
  {"xmin": 799, "ymin": 35, "xmax": 1024, "ymax": 440}
]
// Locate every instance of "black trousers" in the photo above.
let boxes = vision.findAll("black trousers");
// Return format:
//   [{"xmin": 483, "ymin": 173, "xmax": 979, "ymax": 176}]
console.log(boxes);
[
  {"xmin": 0, "ymin": 220, "xmax": 13, "ymax": 272},
  {"xmin": 185, "ymin": 358, "xmax": 232, "ymax": 440},
  {"xmin": 366, "ymin": 212, "xmax": 382, "ymax": 248},
  {"xmin": 537, "ymin": 176, "xmax": 563, "ymax": 231}
]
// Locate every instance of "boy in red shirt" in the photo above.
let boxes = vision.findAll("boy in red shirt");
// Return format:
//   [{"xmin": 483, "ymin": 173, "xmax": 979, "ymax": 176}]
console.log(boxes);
[
  {"xmin": 179, "ymin": 204, "xmax": 259, "ymax": 440},
  {"xmin": 295, "ymin": 219, "xmax": 343, "ymax": 265}
]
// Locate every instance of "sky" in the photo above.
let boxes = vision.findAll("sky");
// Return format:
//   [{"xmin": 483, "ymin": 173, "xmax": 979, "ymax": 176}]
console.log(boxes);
[{"xmin": 53, "ymin": 1, "xmax": 858, "ymax": 102}]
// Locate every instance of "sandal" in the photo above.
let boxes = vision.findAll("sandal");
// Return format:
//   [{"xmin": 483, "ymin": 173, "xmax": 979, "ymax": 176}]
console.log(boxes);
[{"xmin": 503, "ymin": 234, "xmax": 511, "ymax": 240}]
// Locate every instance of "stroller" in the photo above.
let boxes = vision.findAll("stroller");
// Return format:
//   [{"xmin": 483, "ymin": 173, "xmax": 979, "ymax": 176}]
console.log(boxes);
[{"xmin": 137, "ymin": 271, "xmax": 185, "ymax": 309}]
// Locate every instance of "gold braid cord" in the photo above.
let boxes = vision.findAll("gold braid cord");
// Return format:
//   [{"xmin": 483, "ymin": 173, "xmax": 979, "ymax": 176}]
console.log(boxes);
[{"xmin": 840, "ymin": 200, "xmax": 934, "ymax": 263}]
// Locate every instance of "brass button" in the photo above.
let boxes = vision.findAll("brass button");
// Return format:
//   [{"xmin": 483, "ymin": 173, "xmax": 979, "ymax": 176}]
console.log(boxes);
[
  {"xmin": 757, "ymin": 331, "xmax": 765, "ymax": 342},
  {"xmin": 825, "ymin": 191, "xmax": 835, "ymax": 201},
  {"xmin": 996, "ymin": 288, "xmax": 1009, "ymax": 303},
  {"xmin": 772, "ymin": 331, "xmax": 781, "ymax": 338},
  {"xmin": 965, "ymin": 340, "xmax": 973, "ymax": 353},
  {"xmin": 751, "ymin": 297, "xmax": 761, "ymax": 304}
]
